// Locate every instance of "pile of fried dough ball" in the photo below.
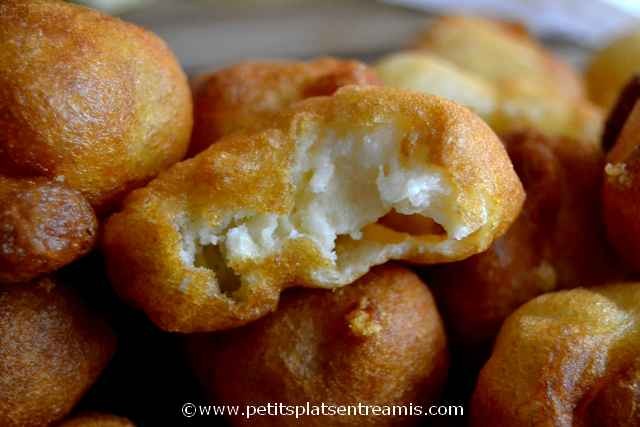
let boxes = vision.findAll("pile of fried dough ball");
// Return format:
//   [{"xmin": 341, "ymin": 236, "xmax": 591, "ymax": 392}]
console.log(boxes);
[{"xmin": 4, "ymin": 0, "xmax": 640, "ymax": 425}]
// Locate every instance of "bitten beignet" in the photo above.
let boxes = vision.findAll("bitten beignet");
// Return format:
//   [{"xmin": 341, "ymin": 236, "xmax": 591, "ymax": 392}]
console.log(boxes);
[{"xmin": 103, "ymin": 86, "xmax": 524, "ymax": 332}]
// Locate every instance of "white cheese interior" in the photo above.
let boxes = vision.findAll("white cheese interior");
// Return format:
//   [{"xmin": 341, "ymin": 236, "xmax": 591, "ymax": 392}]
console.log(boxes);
[{"xmin": 176, "ymin": 124, "xmax": 482, "ymax": 293}]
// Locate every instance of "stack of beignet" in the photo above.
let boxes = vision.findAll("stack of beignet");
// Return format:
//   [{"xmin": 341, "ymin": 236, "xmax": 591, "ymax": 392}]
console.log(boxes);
[
  {"xmin": 1, "ymin": 0, "xmax": 192, "ymax": 424},
  {"xmin": 6, "ymin": 1, "xmax": 640, "ymax": 425}
]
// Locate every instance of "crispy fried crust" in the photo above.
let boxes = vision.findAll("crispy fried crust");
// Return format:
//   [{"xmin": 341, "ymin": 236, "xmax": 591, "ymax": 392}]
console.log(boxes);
[
  {"xmin": 189, "ymin": 58, "xmax": 380, "ymax": 154},
  {"xmin": 471, "ymin": 284, "xmax": 640, "ymax": 426},
  {"xmin": 188, "ymin": 265, "xmax": 449, "ymax": 427},
  {"xmin": 431, "ymin": 132, "xmax": 621, "ymax": 346},
  {"xmin": 57, "ymin": 413, "xmax": 135, "ymax": 427},
  {"xmin": 0, "ymin": 0, "xmax": 192, "ymax": 212},
  {"xmin": 103, "ymin": 86, "xmax": 524, "ymax": 332},
  {"xmin": 602, "ymin": 86, "xmax": 640, "ymax": 271},
  {"xmin": 0, "ymin": 176, "xmax": 97, "ymax": 284},
  {"xmin": 586, "ymin": 30, "xmax": 640, "ymax": 110},
  {"xmin": 0, "ymin": 278, "xmax": 116, "ymax": 427},
  {"xmin": 414, "ymin": 15, "xmax": 585, "ymax": 99}
]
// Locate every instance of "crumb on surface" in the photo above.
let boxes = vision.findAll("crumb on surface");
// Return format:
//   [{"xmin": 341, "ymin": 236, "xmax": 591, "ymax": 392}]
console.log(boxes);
[
  {"xmin": 605, "ymin": 162, "xmax": 633, "ymax": 187},
  {"xmin": 346, "ymin": 297, "xmax": 383, "ymax": 337}
]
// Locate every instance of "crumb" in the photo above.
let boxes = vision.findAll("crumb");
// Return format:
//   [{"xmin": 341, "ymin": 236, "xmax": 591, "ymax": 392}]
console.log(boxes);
[
  {"xmin": 346, "ymin": 297, "xmax": 383, "ymax": 337},
  {"xmin": 605, "ymin": 162, "xmax": 633, "ymax": 187}
]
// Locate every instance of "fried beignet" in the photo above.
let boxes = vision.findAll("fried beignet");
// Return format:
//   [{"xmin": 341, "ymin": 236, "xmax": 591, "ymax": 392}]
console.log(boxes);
[
  {"xmin": 586, "ymin": 30, "xmax": 640, "ymax": 110},
  {"xmin": 414, "ymin": 15, "xmax": 584, "ymax": 99},
  {"xmin": 189, "ymin": 265, "xmax": 448, "ymax": 427},
  {"xmin": 57, "ymin": 413, "xmax": 135, "ymax": 427},
  {"xmin": 375, "ymin": 52, "xmax": 497, "ymax": 119},
  {"xmin": 431, "ymin": 131, "xmax": 619, "ymax": 347},
  {"xmin": 471, "ymin": 284, "xmax": 640, "ymax": 426},
  {"xmin": 0, "ymin": 278, "xmax": 116, "ymax": 427},
  {"xmin": 103, "ymin": 86, "xmax": 524, "ymax": 332},
  {"xmin": 0, "ymin": 0, "xmax": 192, "ymax": 212},
  {"xmin": 190, "ymin": 58, "xmax": 380, "ymax": 154},
  {"xmin": 602, "ymin": 76, "xmax": 640, "ymax": 271},
  {"xmin": 376, "ymin": 52, "xmax": 602, "ymax": 143},
  {"xmin": 0, "ymin": 176, "xmax": 97, "ymax": 284}
]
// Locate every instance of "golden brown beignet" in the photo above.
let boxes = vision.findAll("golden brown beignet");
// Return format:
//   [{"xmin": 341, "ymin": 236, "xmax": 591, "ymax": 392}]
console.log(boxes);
[
  {"xmin": 0, "ymin": 176, "xmax": 97, "ymax": 284},
  {"xmin": 0, "ymin": 0, "xmax": 192, "ymax": 212},
  {"xmin": 0, "ymin": 278, "xmax": 116, "ymax": 427},
  {"xmin": 602, "ymin": 76, "xmax": 640, "ymax": 271},
  {"xmin": 375, "ymin": 52, "xmax": 498, "ymax": 119},
  {"xmin": 189, "ymin": 265, "xmax": 448, "ymax": 427},
  {"xmin": 431, "ymin": 131, "xmax": 620, "ymax": 347},
  {"xmin": 414, "ymin": 15, "xmax": 584, "ymax": 99},
  {"xmin": 103, "ymin": 86, "xmax": 524, "ymax": 332},
  {"xmin": 471, "ymin": 284, "xmax": 640, "ymax": 426},
  {"xmin": 57, "ymin": 413, "xmax": 135, "ymax": 427},
  {"xmin": 190, "ymin": 58, "xmax": 380, "ymax": 154},
  {"xmin": 376, "ymin": 51, "xmax": 602, "ymax": 143}
]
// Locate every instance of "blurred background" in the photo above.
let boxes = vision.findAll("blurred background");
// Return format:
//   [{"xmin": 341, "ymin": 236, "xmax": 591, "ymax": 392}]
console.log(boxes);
[{"xmin": 71, "ymin": 0, "xmax": 640, "ymax": 74}]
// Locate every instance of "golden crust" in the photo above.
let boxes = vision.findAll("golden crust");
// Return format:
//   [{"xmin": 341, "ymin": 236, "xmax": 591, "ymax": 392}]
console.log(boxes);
[
  {"xmin": 376, "ymin": 51, "xmax": 602, "ymax": 143},
  {"xmin": 0, "ymin": 0, "xmax": 193, "ymax": 212},
  {"xmin": 188, "ymin": 264, "xmax": 449, "ymax": 427},
  {"xmin": 57, "ymin": 413, "xmax": 135, "ymax": 427},
  {"xmin": 586, "ymin": 30, "xmax": 640, "ymax": 110},
  {"xmin": 0, "ymin": 176, "xmax": 97, "ymax": 284},
  {"xmin": 103, "ymin": 85, "xmax": 523, "ymax": 332},
  {"xmin": 432, "ymin": 131, "xmax": 622, "ymax": 347},
  {"xmin": 0, "ymin": 278, "xmax": 116, "ymax": 427},
  {"xmin": 603, "ymin": 93, "xmax": 640, "ymax": 271},
  {"xmin": 189, "ymin": 58, "xmax": 380, "ymax": 154},
  {"xmin": 414, "ymin": 15, "xmax": 585, "ymax": 99},
  {"xmin": 471, "ymin": 283, "xmax": 640, "ymax": 426}
]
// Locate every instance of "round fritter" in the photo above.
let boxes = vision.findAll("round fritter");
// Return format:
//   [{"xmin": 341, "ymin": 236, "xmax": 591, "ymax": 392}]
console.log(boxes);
[
  {"xmin": 375, "ymin": 52, "xmax": 497, "ymax": 119},
  {"xmin": 103, "ymin": 85, "xmax": 524, "ymax": 332},
  {"xmin": 414, "ymin": 15, "xmax": 585, "ymax": 99},
  {"xmin": 376, "ymin": 51, "xmax": 602, "ymax": 143},
  {"xmin": 189, "ymin": 265, "xmax": 449, "ymax": 427},
  {"xmin": 190, "ymin": 58, "xmax": 380, "ymax": 154},
  {"xmin": 586, "ymin": 30, "xmax": 640, "ymax": 110},
  {"xmin": 0, "ymin": 0, "xmax": 192, "ymax": 212},
  {"xmin": 602, "ymin": 76, "xmax": 640, "ymax": 271},
  {"xmin": 57, "ymin": 413, "xmax": 135, "ymax": 427},
  {"xmin": 471, "ymin": 284, "xmax": 640, "ymax": 426},
  {"xmin": 0, "ymin": 278, "xmax": 116, "ymax": 427},
  {"xmin": 431, "ymin": 131, "xmax": 620, "ymax": 347},
  {"xmin": 0, "ymin": 176, "xmax": 97, "ymax": 284},
  {"xmin": 489, "ymin": 78, "xmax": 602, "ymax": 144}
]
